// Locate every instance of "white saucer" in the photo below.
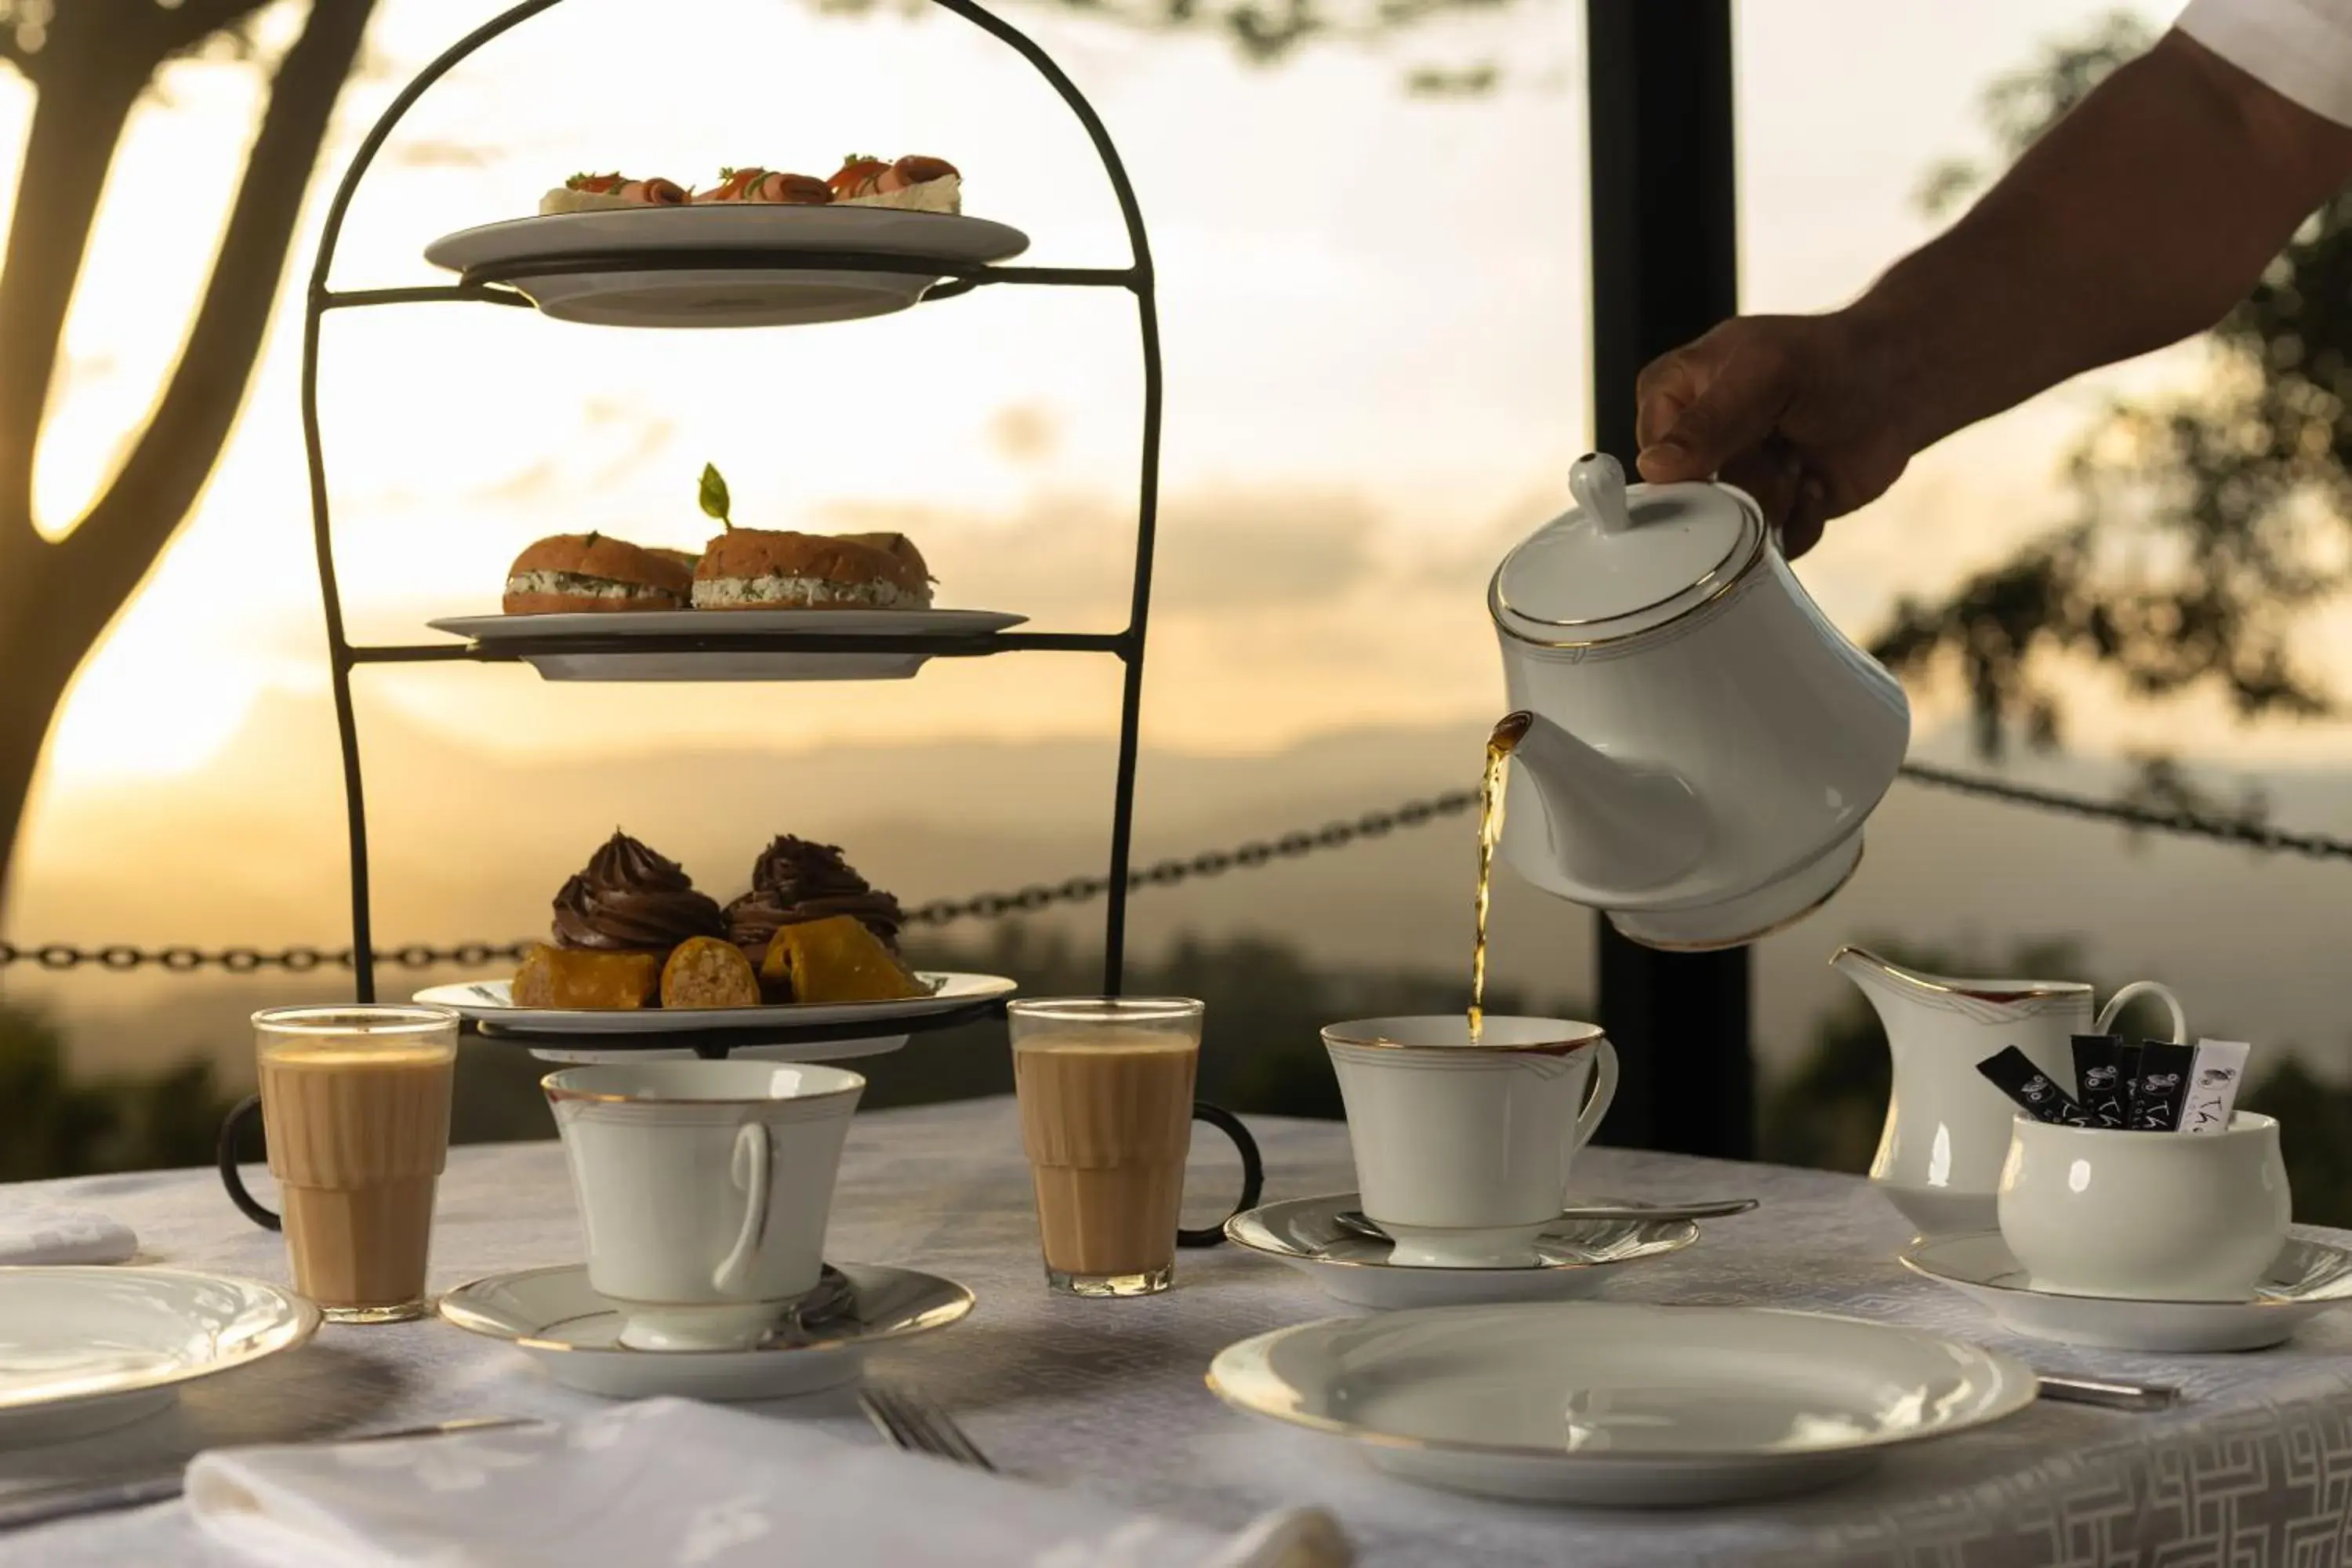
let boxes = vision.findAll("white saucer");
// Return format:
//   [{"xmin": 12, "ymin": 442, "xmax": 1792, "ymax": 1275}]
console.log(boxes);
[
  {"xmin": 1225, "ymin": 1193, "xmax": 1698, "ymax": 1310},
  {"xmin": 414, "ymin": 972, "xmax": 1013, "ymax": 1040},
  {"xmin": 423, "ymin": 205, "xmax": 1031, "ymax": 328},
  {"xmin": 1901, "ymin": 1231, "xmax": 2352, "ymax": 1352},
  {"xmin": 437, "ymin": 1262, "xmax": 971, "ymax": 1399},
  {"xmin": 0, "ymin": 1267, "xmax": 319, "ymax": 1446},
  {"xmin": 1208, "ymin": 1301, "xmax": 2036, "ymax": 1507},
  {"xmin": 429, "ymin": 608, "xmax": 1029, "ymax": 683}
]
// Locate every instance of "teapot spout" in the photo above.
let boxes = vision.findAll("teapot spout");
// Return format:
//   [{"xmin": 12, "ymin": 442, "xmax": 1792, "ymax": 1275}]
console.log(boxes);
[{"xmin": 1506, "ymin": 711, "xmax": 1707, "ymax": 896}]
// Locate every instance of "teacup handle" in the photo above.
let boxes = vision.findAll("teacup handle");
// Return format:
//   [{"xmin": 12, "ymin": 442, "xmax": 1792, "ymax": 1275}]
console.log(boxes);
[
  {"xmin": 1573, "ymin": 1038, "xmax": 1620, "ymax": 1149},
  {"xmin": 710, "ymin": 1123, "xmax": 772, "ymax": 1296},
  {"xmin": 2096, "ymin": 981, "xmax": 2187, "ymax": 1044}
]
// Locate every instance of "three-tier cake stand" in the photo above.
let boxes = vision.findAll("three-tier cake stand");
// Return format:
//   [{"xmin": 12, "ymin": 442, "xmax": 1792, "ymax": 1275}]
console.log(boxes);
[{"xmin": 302, "ymin": 0, "xmax": 1163, "ymax": 1060}]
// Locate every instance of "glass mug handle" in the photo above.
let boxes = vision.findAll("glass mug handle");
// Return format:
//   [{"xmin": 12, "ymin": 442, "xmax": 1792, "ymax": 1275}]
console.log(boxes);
[
  {"xmin": 1176, "ymin": 1101, "xmax": 1265, "ymax": 1249},
  {"xmin": 216, "ymin": 1094, "xmax": 281, "ymax": 1232}
]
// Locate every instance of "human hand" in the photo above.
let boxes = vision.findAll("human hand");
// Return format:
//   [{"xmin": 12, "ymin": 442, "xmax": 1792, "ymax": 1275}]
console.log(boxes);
[{"xmin": 1634, "ymin": 312, "xmax": 1917, "ymax": 557}]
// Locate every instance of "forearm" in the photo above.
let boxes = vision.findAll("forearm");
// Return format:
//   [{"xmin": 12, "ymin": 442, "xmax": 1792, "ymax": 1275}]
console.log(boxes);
[{"xmin": 1843, "ymin": 31, "xmax": 2352, "ymax": 453}]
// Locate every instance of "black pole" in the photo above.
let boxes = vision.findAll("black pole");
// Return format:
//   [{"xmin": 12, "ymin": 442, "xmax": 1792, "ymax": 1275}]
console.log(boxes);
[{"xmin": 1584, "ymin": 0, "xmax": 1753, "ymax": 1159}]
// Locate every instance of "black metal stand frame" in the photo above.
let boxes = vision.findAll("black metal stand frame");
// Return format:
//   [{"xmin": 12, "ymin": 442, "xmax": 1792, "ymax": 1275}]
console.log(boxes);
[{"xmin": 300, "ymin": 0, "xmax": 1163, "ymax": 1025}]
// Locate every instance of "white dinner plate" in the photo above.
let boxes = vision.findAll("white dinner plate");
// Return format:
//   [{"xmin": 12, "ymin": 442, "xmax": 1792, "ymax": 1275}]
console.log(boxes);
[
  {"xmin": 1902, "ymin": 1231, "xmax": 2352, "ymax": 1352},
  {"xmin": 429, "ymin": 608, "xmax": 1029, "ymax": 683},
  {"xmin": 1208, "ymin": 1302, "xmax": 2036, "ymax": 1507},
  {"xmin": 414, "ymin": 972, "xmax": 1013, "ymax": 1039},
  {"xmin": 0, "ymin": 1267, "xmax": 319, "ymax": 1446},
  {"xmin": 439, "ymin": 1262, "xmax": 972, "ymax": 1399},
  {"xmin": 423, "ymin": 205, "xmax": 1031, "ymax": 328},
  {"xmin": 1225, "ymin": 1192, "xmax": 1698, "ymax": 1310}
]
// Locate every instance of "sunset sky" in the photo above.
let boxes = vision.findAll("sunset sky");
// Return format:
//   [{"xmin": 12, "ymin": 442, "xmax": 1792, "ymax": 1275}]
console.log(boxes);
[
  {"xmin": 13, "ymin": 0, "xmax": 2251, "ymax": 806},
  {"xmin": 27, "ymin": 0, "xmax": 2352, "ymax": 1078}
]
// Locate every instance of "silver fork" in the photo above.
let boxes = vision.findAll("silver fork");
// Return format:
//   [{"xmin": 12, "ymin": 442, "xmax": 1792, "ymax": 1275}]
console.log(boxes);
[{"xmin": 861, "ymin": 1385, "xmax": 995, "ymax": 1472}]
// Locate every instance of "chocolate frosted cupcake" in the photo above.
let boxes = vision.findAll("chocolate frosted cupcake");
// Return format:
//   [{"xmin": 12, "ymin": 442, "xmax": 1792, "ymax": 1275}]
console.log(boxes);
[
  {"xmin": 552, "ymin": 830, "xmax": 727, "ymax": 952},
  {"xmin": 725, "ymin": 835, "xmax": 906, "ymax": 963}
]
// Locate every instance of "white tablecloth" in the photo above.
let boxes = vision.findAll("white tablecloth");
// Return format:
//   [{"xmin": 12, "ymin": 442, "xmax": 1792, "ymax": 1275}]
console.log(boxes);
[{"xmin": 3, "ymin": 1097, "xmax": 2350, "ymax": 1566}]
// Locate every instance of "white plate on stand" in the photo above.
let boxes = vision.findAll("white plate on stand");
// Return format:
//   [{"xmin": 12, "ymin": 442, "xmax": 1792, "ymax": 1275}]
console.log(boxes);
[
  {"xmin": 1225, "ymin": 1192, "xmax": 1699, "ymax": 1310},
  {"xmin": 1208, "ymin": 1301, "xmax": 2036, "ymax": 1508},
  {"xmin": 423, "ymin": 205, "xmax": 1031, "ymax": 328},
  {"xmin": 1901, "ymin": 1231, "xmax": 2352, "ymax": 1352},
  {"xmin": 429, "ymin": 608, "xmax": 1029, "ymax": 682},
  {"xmin": 0, "ymin": 1268, "xmax": 319, "ymax": 1446},
  {"xmin": 415, "ymin": 972, "xmax": 1014, "ymax": 1037},
  {"xmin": 439, "ymin": 1262, "xmax": 972, "ymax": 1399}
]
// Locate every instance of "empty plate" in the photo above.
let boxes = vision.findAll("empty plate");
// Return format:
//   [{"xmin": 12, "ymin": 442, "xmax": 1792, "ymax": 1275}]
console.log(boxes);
[
  {"xmin": 1225, "ymin": 1192, "xmax": 1698, "ymax": 1310},
  {"xmin": 1208, "ymin": 1301, "xmax": 2035, "ymax": 1507},
  {"xmin": 422, "ymin": 205, "xmax": 1031, "ymax": 328},
  {"xmin": 0, "ymin": 1267, "xmax": 319, "ymax": 1446},
  {"xmin": 1902, "ymin": 1230, "xmax": 2352, "ymax": 1352},
  {"xmin": 438, "ymin": 1262, "xmax": 972, "ymax": 1399}
]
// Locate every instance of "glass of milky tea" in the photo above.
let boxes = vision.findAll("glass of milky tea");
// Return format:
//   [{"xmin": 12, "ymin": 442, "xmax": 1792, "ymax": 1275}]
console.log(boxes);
[
  {"xmin": 217, "ymin": 1005, "xmax": 458, "ymax": 1323},
  {"xmin": 1007, "ymin": 997, "xmax": 1261, "ymax": 1297}
]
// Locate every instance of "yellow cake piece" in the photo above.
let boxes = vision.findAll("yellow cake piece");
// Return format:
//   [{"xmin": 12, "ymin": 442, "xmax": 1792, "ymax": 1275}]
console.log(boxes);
[
  {"xmin": 660, "ymin": 935, "xmax": 762, "ymax": 1009},
  {"xmin": 762, "ymin": 915, "xmax": 925, "ymax": 1004},
  {"xmin": 513, "ymin": 944, "xmax": 663, "ymax": 1009}
]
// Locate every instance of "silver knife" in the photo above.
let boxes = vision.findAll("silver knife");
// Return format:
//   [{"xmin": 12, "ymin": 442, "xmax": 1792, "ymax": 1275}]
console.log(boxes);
[
  {"xmin": 2036, "ymin": 1374, "xmax": 2177, "ymax": 1411},
  {"xmin": 0, "ymin": 1417, "xmax": 535, "ymax": 1532}
]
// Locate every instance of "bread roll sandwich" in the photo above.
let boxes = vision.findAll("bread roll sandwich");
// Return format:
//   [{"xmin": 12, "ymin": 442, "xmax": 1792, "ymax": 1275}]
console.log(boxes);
[
  {"xmin": 693, "ymin": 167, "xmax": 833, "ymax": 205},
  {"xmin": 503, "ymin": 533, "xmax": 695, "ymax": 615},
  {"xmin": 690, "ymin": 462, "xmax": 933, "ymax": 609},
  {"xmin": 691, "ymin": 530, "xmax": 933, "ymax": 610},
  {"xmin": 828, "ymin": 154, "xmax": 960, "ymax": 214},
  {"xmin": 540, "ymin": 172, "xmax": 689, "ymax": 215}
]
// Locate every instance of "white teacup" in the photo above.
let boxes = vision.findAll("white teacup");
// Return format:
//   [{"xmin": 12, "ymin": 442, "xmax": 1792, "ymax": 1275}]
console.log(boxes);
[
  {"xmin": 543, "ymin": 1060, "xmax": 864, "ymax": 1349},
  {"xmin": 1998, "ymin": 1111, "xmax": 2290, "ymax": 1302},
  {"xmin": 1323, "ymin": 1015, "xmax": 1619, "ymax": 1269}
]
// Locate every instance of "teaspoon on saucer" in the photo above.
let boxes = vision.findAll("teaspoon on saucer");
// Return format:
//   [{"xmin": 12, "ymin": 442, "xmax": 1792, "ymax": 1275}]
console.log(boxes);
[{"xmin": 1331, "ymin": 1198, "xmax": 1759, "ymax": 1243}]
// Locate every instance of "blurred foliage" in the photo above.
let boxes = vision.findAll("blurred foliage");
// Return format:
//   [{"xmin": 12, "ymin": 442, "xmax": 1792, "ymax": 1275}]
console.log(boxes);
[
  {"xmin": 1877, "ymin": 9, "xmax": 2352, "ymax": 775},
  {"xmin": 0, "ymin": 1001, "xmax": 234, "ymax": 1180},
  {"xmin": 833, "ymin": 0, "xmax": 1528, "ymax": 79}
]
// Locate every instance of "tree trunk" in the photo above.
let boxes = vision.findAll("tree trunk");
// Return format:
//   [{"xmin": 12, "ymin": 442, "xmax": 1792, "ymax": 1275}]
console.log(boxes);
[
  {"xmin": 0, "ymin": 592, "xmax": 87, "ymax": 915},
  {"xmin": 0, "ymin": 0, "xmax": 377, "ymax": 919}
]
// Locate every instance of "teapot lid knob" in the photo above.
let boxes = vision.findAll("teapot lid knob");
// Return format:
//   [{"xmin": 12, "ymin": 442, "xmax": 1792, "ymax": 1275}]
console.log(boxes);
[{"xmin": 1569, "ymin": 452, "xmax": 1634, "ymax": 535}]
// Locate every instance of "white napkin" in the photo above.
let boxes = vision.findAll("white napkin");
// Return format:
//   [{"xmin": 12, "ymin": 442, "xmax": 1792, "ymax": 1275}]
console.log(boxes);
[
  {"xmin": 187, "ymin": 1397, "xmax": 1352, "ymax": 1568},
  {"xmin": 0, "ymin": 1206, "xmax": 135, "ymax": 1265}
]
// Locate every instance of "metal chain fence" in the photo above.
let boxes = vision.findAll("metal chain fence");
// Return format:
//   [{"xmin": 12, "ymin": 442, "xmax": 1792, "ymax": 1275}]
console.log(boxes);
[{"xmin": 5, "ymin": 762, "xmax": 2349, "ymax": 973}]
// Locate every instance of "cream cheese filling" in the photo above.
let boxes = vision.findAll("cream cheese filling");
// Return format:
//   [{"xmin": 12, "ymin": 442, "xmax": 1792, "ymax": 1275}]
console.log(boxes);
[
  {"xmin": 538, "ymin": 188, "xmax": 645, "ymax": 216},
  {"xmin": 835, "ymin": 176, "xmax": 962, "ymax": 216},
  {"xmin": 691, "ymin": 574, "xmax": 929, "ymax": 609},
  {"xmin": 506, "ymin": 570, "xmax": 677, "ymax": 601}
]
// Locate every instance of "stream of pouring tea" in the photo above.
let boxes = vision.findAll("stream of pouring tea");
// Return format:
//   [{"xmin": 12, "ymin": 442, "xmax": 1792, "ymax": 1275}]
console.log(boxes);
[{"xmin": 1470, "ymin": 713, "xmax": 1532, "ymax": 1044}]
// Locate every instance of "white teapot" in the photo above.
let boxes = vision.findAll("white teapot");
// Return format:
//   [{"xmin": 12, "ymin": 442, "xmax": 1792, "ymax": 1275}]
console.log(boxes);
[{"xmin": 1486, "ymin": 452, "xmax": 1910, "ymax": 949}]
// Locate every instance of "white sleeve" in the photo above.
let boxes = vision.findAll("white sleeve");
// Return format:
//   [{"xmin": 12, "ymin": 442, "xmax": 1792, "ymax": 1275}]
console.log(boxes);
[{"xmin": 2176, "ymin": 0, "xmax": 2352, "ymax": 126}]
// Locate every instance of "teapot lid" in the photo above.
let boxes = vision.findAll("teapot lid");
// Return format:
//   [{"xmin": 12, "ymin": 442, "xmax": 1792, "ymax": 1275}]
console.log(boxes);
[{"xmin": 1491, "ymin": 453, "xmax": 1763, "ymax": 644}]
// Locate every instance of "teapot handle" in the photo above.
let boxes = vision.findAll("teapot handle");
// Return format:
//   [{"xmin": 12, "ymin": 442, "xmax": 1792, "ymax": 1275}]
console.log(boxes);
[{"xmin": 2095, "ymin": 980, "xmax": 2186, "ymax": 1044}]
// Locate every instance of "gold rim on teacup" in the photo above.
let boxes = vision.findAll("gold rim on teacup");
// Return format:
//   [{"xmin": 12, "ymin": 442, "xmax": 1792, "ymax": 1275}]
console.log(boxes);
[
  {"xmin": 1321, "ymin": 1017, "xmax": 1606, "ymax": 1057},
  {"xmin": 540, "ymin": 1064, "xmax": 866, "ymax": 1109}
]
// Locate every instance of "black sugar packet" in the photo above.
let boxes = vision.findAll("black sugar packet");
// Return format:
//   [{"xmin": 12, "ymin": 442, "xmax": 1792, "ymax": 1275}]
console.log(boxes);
[
  {"xmin": 1975, "ymin": 1046, "xmax": 2096, "ymax": 1127},
  {"xmin": 2071, "ymin": 1034, "xmax": 2142, "ymax": 1129},
  {"xmin": 2123, "ymin": 1040, "xmax": 2196, "ymax": 1131}
]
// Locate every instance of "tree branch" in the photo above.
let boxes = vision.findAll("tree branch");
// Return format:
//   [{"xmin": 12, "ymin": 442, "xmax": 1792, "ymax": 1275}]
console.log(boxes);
[
  {"xmin": 63, "ymin": 0, "xmax": 377, "ymax": 612},
  {"xmin": 155, "ymin": 0, "xmax": 276, "ymax": 60},
  {"xmin": 0, "ymin": 16, "xmax": 151, "ymax": 531}
]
